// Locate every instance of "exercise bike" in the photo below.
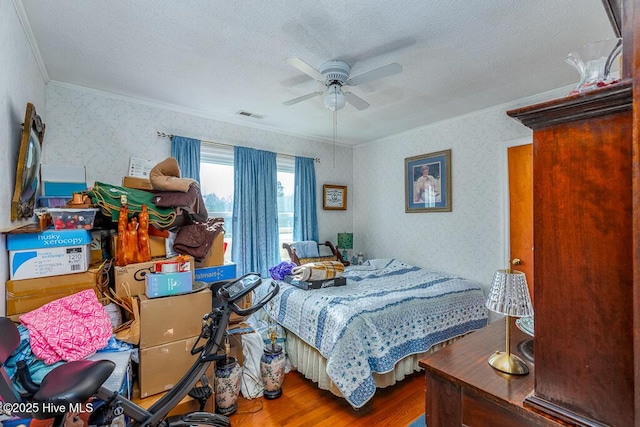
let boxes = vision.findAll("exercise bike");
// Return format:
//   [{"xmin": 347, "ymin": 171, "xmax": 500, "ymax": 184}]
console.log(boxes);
[{"xmin": 0, "ymin": 273, "xmax": 279, "ymax": 427}]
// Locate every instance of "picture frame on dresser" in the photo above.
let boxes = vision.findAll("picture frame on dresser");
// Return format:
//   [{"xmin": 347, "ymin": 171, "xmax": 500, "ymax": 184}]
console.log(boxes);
[{"xmin": 405, "ymin": 149, "xmax": 451, "ymax": 213}]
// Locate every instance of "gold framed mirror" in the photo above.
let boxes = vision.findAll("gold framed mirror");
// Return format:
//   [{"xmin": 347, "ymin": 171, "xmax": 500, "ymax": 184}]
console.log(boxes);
[{"xmin": 11, "ymin": 103, "xmax": 45, "ymax": 221}]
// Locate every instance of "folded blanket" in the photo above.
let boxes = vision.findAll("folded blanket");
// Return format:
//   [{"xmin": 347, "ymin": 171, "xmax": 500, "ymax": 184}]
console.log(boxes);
[
  {"xmin": 291, "ymin": 260, "xmax": 344, "ymax": 282},
  {"xmin": 19, "ymin": 289, "xmax": 112, "ymax": 365}
]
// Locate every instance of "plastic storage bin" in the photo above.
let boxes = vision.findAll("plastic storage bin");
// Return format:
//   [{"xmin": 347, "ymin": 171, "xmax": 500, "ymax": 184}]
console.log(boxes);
[{"xmin": 48, "ymin": 207, "xmax": 99, "ymax": 230}]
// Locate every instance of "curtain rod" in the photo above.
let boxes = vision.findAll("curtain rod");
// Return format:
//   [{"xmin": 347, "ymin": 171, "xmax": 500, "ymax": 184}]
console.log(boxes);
[{"xmin": 157, "ymin": 131, "xmax": 320, "ymax": 163}]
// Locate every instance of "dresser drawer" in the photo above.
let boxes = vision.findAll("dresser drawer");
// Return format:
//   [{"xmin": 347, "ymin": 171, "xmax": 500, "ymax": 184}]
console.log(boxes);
[{"xmin": 462, "ymin": 390, "xmax": 558, "ymax": 427}]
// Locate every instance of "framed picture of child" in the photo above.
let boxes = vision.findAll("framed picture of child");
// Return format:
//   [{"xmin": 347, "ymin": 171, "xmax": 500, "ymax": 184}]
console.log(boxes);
[{"xmin": 404, "ymin": 149, "xmax": 451, "ymax": 213}]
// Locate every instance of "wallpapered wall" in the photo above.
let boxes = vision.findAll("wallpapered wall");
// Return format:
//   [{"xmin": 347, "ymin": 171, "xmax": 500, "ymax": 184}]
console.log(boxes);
[
  {"xmin": 1, "ymin": 1, "xmax": 46, "ymax": 316},
  {"xmin": 2, "ymin": 0, "xmax": 573, "ymax": 318},
  {"xmin": 351, "ymin": 90, "xmax": 566, "ymax": 296},
  {"xmin": 43, "ymin": 83, "xmax": 354, "ymax": 245}
]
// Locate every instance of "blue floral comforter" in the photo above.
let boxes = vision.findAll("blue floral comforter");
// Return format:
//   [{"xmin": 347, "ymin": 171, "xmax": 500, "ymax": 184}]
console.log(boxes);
[{"xmin": 262, "ymin": 259, "xmax": 488, "ymax": 408}]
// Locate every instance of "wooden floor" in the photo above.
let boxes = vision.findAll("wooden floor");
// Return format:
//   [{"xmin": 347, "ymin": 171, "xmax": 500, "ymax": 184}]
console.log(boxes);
[{"xmin": 227, "ymin": 370, "xmax": 425, "ymax": 427}]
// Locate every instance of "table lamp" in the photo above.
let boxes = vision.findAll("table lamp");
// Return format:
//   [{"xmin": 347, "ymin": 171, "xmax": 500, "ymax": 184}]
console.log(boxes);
[
  {"xmin": 485, "ymin": 268, "xmax": 534, "ymax": 375},
  {"xmin": 337, "ymin": 232, "xmax": 353, "ymax": 261}
]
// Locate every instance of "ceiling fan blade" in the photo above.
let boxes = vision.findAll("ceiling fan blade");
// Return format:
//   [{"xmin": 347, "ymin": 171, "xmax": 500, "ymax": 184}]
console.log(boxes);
[
  {"xmin": 344, "ymin": 91, "xmax": 370, "ymax": 110},
  {"xmin": 285, "ymin": 57, "xmax": 326, "ymax": 82},
  {"xmin": 345, "ymin": 62, "xmax": 403, "ymax": 86},
  {"xmin": 283, "ymin": 91, "xmax": 323, "ymax": 106}
]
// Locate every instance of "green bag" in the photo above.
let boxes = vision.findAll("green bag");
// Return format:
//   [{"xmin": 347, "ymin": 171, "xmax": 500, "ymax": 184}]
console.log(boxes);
[{"xmin": 88, "ymin": 181, "xmax": 177, "ymax": 229}]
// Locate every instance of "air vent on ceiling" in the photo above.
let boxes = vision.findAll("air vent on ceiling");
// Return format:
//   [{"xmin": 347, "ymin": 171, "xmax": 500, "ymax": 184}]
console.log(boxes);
[{"xmin": 236, "ymin": 110, "xmax": 263, "ymax": 119}]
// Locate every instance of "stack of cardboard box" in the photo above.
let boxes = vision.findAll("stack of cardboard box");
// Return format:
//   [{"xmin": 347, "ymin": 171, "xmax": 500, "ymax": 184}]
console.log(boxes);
[
  {"xmin": 137, "ymin": 288, "xmax": 212, "ymax": 398},
  {"xmin": 3, "ymin": 173, "xmax": 250, "ymax": 410},
  {"xmin": 5, "ymin": 229, "xmax": 97, "ymax": 321},
  {"xmin": 112, "ymin": 254, "xmax": 209, "ymax": 398}
]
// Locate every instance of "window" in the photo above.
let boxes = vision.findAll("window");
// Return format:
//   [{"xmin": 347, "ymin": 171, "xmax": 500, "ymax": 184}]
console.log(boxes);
[
  {"xmin": 277, "ymin": 156, "xmax": 294, "ymax": 261},
  {"xmin": 200, "ymin": 144, "xmax": 295, "ymax": 263}
]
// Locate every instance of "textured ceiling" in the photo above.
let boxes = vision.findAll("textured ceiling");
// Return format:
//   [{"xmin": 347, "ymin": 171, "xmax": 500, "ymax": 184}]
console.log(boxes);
[{"xmin": 18, "ymin": 0, "xmax": 615, "ymax": 146}]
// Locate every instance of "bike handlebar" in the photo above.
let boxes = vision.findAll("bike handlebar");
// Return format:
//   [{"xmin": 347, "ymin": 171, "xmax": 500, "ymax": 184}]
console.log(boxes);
[
  {"xmin": 215, "ymin": 273, "xmax": 279, "ymax": 316},
  {"xmin": 190, "ymin": 275, "xmax": 279, "ymax": 356},
  {"xmin": 228, "ymin": 280, "xmax": 279, "ymax": 316}
]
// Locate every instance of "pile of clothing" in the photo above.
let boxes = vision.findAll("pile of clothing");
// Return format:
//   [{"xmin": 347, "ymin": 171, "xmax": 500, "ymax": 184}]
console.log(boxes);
[{"xmin": 88, "ymin": 157, "xmax": 223, "ymax": 262}]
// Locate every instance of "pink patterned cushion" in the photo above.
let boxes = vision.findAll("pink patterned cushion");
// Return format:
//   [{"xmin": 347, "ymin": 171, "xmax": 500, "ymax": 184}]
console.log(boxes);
[{"xmin": 20, "ymin": 289, "xmax": 112, "ymax": 364}]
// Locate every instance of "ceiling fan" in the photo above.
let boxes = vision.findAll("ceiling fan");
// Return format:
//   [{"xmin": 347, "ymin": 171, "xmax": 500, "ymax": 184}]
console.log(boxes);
[{"xmin": 283, "ymin": 57, "xmax": 402, "ymax": 111}]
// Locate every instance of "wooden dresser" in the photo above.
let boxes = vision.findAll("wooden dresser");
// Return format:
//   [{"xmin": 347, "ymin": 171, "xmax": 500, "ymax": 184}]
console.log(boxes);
[
  {"xmin": 507, "ymin": 81, "xmax": 634, "ymax": 426},
  {"xmin": 419, "ymin": 319, "xmax": 563, "ymax": 427},
  {"xmin": 421, "ymin": 2, "xmax": 639, "ymax": 425}
]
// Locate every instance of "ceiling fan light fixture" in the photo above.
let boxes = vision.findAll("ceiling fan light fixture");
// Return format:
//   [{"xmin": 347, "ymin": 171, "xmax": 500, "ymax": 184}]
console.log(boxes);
[{"xmin": 324, "ymin": 84, "xmax": 346, "ymax": 111}]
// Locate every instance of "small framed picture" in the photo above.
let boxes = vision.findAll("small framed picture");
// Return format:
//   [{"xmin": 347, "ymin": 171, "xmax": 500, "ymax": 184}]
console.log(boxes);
[
  {"xmin": 405, "ymin": 149, "xmax": 452, "ymax": 213},
  {"xmin": 323, "ymin": 184, "xmax": 347, "ymax": 210}
]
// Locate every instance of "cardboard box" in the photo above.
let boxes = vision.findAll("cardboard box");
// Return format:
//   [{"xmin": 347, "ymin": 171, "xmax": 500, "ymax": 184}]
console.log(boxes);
[
  {"xmin": 7, "ymin": 223, "xmax": 91, "ymax": 282},
  {"xmin": 6, "ymin": 268, "xmax": 99, "ymax": 298},
  {"xmin": 138, "ymin": 288, "xmax": 211, "ymax": 348},
  {"xmin": 145, "ymin": 271, "xmax": 193, "ymax": 298},
  {"xmin": 9, "ymin": 245, "xmax": 90, "ymax": 280},
  {"xmin": 122, "ymin": 176, "xmax": 154, "ymax": 191},
  {"xmin": 111, "ymin": 234, "xmax": 167, "ymax": 265},
  {"xmin": 7, "ymin": 313, "xmax": 22, "ymax": 323},
  {"xmin": 194, "ymin": 233, "xmax": 225, "ymax": 268},
  {"xmin": 6, "ymin": 288, "xmax": 99, "ymax": 316},
  {"xmin": 7, "ymin": 229, "xmax": 91, "ymax": 250},
  {"xmin": 115, "ymin": 255, "xmax": 194, "ymax": 298},
  {"xmin": 194, "ymin": 263, "xmax": 236, "ymax": 283},
  {"xmin": 149, "ymin": 235, "xmax": 166, "ymax": 258},
  {"xmin": 138, "ymin": 336, "xmax": 200, "ymax": 398}
]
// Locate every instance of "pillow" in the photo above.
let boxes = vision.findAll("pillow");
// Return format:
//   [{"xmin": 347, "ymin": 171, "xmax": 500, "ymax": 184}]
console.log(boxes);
[
  {"xmin": 149, "ymin": 157, "xmax": 197, "ymax": 192},
  {"xmin": 290, "ymin": 241, "xmax": 320, "ymax": 258}
]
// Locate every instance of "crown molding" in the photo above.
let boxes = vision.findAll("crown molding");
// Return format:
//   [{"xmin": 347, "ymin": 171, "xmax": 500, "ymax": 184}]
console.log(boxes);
[{"xmin": 13, "ymin": 0, "xmax": 49, "ymax": 82}]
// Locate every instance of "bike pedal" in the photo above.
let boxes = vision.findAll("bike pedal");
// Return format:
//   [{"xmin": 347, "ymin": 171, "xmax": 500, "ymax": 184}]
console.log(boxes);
[
  {"xmin": 189, "ymin": 385, "xmax": 213, "ymax": 411},
  {"xmin": 189, "ymin": 386, "xmax": 213, "ymax": 400}
]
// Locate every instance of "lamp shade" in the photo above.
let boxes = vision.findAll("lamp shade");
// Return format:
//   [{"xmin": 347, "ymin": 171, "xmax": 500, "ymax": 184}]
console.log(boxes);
[
  {"xmin": 485, "ymin": 269, "xmax": 534, "ymax": 317},
  {"xmin": 324, "ymin": 84, "xmax": 346, "ymax": 111},
  {"xmin": 337, "ymin": 232, "xmax": 353, "ymax": 250}
]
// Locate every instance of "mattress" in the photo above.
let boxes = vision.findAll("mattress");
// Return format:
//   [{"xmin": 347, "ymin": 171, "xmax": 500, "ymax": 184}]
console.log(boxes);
[{"xmin": 258, "ymin": 258, "xmax": 488, "ymax": 408}]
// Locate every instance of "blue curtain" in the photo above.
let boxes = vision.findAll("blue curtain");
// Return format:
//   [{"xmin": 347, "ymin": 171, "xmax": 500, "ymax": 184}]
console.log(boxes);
[
  {"xmin": 293, "ymin": 156, "xmax": 318, "ymax": 242},
  {"xmin": 171, "ymin": 135, "xmax": 201, "ymax": 184},
  {"xmin": 231, "ymin": 146, "xmax": 279, "ymax": 277}
]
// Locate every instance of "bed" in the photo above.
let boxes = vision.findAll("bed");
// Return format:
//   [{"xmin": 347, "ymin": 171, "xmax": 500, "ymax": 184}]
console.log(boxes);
[{"xmin": 255, "ymin": 258, "xmax": 488, "ymax": 408}]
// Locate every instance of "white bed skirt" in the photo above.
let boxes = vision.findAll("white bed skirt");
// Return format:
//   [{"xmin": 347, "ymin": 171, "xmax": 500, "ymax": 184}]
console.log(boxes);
[{"xmin": 285, "ymin": 330, "xmax": 460, "ymax": 398}]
